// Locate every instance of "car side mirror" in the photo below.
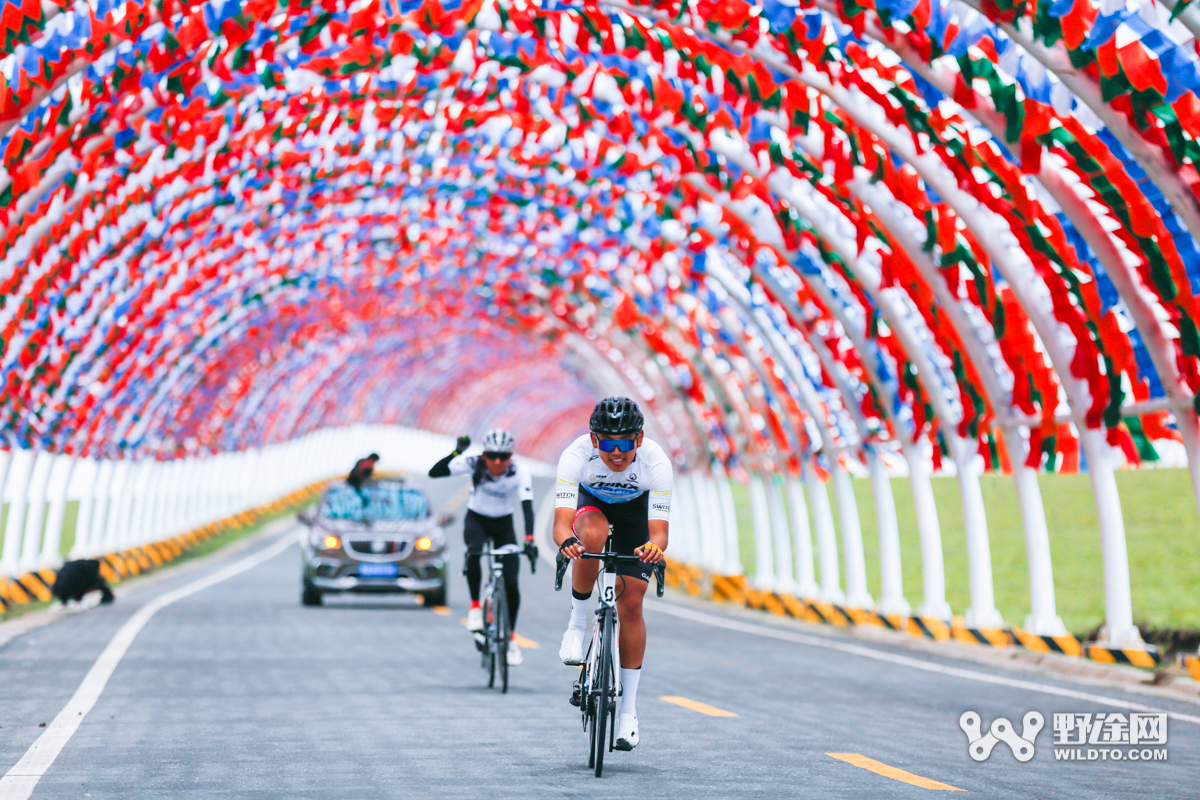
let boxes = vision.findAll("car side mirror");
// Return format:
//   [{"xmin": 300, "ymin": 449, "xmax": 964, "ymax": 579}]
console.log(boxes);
[
  {"xmin": 298, "ymin": 508, "xmax": 314, "ymax": 526},
  {"xmin": 437, "ymin": 512, "xmax": 455, "ymax": 527}
]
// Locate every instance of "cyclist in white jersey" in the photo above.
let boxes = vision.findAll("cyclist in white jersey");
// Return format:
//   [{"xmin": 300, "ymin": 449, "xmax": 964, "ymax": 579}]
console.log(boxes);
[
  {"xmin": 429, "ymin": 429, "xmax": 536, "ymax": 666},
  {"xmin": 553, "ymin": 397, "xmax": 671, "ymax": 752}
]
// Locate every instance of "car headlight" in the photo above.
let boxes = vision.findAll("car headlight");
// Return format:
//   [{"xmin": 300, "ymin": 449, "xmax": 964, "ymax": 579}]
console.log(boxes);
[
  {"xmin": 415, "ymin": 536, "xmax": 433, "ymax": 551},
  {"xmin": 318, "ymin": 534, "xmax": 341, "ymax": 550}
]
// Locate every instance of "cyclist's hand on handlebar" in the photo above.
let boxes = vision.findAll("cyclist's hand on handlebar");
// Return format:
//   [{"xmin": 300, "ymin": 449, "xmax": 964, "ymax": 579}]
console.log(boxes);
[
  {"xmin": 524, "ymin": 538, "xmax": 539, "ymax": 563},
  {"xmin": 558, "ymin": 535, "xmax": 584, "ymax": 560},
  {"xmin": 455, "ymin": 434, "xmax": 471, "ymax": 453},
  {"xmin": 635, "ymin": 541, "xmax": 665, "ymax": 564}
]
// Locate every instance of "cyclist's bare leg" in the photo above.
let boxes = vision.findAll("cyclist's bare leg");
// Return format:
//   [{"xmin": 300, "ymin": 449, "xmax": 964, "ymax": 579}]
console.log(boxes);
[
  {"xmin": 615, "ymin": 575, "xmax": 648, "ymax": 668},
  {"xmin": 569, "ymin": 507, "xmax": 609, "ymax": 595}
]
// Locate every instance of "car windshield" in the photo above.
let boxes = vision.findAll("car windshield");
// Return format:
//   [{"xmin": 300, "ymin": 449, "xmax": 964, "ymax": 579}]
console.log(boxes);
[{"xmin": 321, "ymin": 485, "xmax": 429, "ymax": 522}]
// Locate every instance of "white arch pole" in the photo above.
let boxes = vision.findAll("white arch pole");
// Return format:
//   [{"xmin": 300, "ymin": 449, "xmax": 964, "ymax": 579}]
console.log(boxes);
[
  {"xmin": 747, "ymin": 471, "xmax": 776, "ymax": 590},
  {"xmin": 712, "ymin": 461, "xmax": 744, "ymax": 575},
  {"xmin": 1003, "ymin": 425, "xmax": 1066, "ymax": 634},
  {"xmin": 18, "ymin": 450, "xmax": 54, "ymax": 572},
  {"xmin": 0, "ymin": 447, "xmax": 16, "ymax": 571},
  {"xmin": 101, "ymin": 461, "xmax": 131, "ymax": 552},
  {"xmin": 1, "ymin": 450, "xmax": 36, "ymax": 574},
  {"xmin": 867, "ymin": 450, "xmax": 909, "ymax": 616},
  {"xmin": 784, "ymin": 474, "xmax": 819, "ymax": 598},
  {"xmin": 902, "ymin": 441, "xmax": 952, "ymax": 620},
  {"xmin": 802, "ymin": 459, "xmax": 843, "ymax": 604},
  {"xmin": 766, "ymin": 473, "xmax": 796, "ymax": 593},
  {"xmin": 71, "ymin": 459, "xmax": 98, "ymax": 558},
  {"xmin": 39, "ymin": 455, "xmax": 76, "ymax": 568},
  {"xmin": 86, "ymin": 460, "xmax": 115, "ymax": 557}
]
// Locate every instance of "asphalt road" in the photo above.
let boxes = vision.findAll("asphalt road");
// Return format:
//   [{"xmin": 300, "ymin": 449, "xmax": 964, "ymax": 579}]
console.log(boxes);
[{"xmin": 1, "ymin": 475, "xmax": 1198, "ymax": 799}]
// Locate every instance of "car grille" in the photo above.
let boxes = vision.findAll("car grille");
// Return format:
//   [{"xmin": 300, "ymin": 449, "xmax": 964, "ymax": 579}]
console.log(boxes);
[{"xmin": 345, "ymin": 539, "xmax": 409, "ymax": 557}]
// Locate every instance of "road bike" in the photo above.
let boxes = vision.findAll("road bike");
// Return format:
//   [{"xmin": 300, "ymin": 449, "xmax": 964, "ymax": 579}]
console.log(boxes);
[
  {"xmin": 474, "ymin": 540, "xmax": 535, "ymax": 693},
  {"xmin": 554, "ymin": 532, "xmax": 664, "ymax": 777}
]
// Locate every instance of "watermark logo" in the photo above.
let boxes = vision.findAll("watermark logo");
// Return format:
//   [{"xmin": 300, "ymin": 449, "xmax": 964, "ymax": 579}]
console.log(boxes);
[
  {"xmin": 1052, "ymin": 713, "xmax": 1168, "ymax": 762},
  {"xmin": 959, "ymin": 711, "xmax": 1169, "ymax": 763},
  {"xmin": 960, "ymin": 711, "xmax": 1043, "ymax": 762}
]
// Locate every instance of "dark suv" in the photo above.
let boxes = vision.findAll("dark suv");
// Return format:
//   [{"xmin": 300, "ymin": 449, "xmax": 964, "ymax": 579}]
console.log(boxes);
[{"xmin": 299, "ymin": 479, "xmax": 450, "ymax": 606}]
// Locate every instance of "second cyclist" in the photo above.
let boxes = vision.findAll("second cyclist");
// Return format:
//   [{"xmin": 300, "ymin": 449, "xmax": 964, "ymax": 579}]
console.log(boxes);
[{"xmin": 429, "ymin": 429, "xmax": 537, "ymax": 666}]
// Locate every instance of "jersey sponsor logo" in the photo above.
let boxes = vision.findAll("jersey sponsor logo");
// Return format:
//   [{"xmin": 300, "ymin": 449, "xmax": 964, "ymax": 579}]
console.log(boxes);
[
  {"xmin": 584, "ymin": 482, "xmax": 645, "ymax": 503},
  {"xmin": 556, "ymin": 477, "xmax": 578, "ymax": 486},
  {"xmin": 586, "ymin": 477, "xmax": 643, "ymax": 492}
]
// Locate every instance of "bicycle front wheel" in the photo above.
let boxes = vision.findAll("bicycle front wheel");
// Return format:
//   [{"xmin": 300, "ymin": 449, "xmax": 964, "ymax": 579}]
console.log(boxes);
[
  {"xmin": 483, "ymin": 596, "xmax": 496, "ymax": 688},
  {"xmin": 496, "ymin": 586, "xmax": 509, "ymax": 694},
  {"xmin": 593, "ymin": 609, "xmax": 614, "ymax": 777}
]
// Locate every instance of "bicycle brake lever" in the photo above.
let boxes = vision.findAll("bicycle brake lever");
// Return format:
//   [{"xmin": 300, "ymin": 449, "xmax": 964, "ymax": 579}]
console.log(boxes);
[
  {"xmin": 554, "ymin": 553, "xmax": 568, "ymax": 591},
  {"xmin": 655, "ymin": 561, "xmax": 666, "ymax": 598}
]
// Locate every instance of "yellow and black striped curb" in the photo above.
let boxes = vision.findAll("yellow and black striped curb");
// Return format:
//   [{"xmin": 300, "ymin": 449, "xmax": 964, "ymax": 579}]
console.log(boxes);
[
  {"xmin": 1012, "ymin": 628, "xmax": 1085, "ymax": 657},
  {"xmin": 1180, "ymin": 655, "xmax": 1200, "ymax": 682},
  {"xmin": 0, "ymin": 481, "xmax": 328, "ymax": 613},
  {"xmin": 1086, "ymin": 644, "xmax": 1162, "ymax": 668},
  {"xmin": 663, "ymin": 561, "xmax": 1164, "ymax": 669}
]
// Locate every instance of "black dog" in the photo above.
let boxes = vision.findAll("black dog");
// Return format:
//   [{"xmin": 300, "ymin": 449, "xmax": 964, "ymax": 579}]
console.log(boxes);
[{"xmin": 52, "ymin": 559, "xmax": 115, "ymax": 605}]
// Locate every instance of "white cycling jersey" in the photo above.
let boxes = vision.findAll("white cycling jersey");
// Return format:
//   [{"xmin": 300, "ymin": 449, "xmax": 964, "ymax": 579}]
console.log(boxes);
[
  {"xmin": 448, "ymin": 455, "xmax": 534, "ymax": 518},
  {"xmin": 554, "ymin": 434, "xmax": 673, "ymax": 521}
]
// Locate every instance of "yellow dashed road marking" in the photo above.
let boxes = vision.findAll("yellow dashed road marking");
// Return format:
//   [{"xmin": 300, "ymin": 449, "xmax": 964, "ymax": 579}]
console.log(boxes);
[
  {"xmin": 659, "ymin": 696, "xmax": 737, "ymax": 717},
  {"xmin": 432, "ymin": 606, "xmax": 450, "ymax": 615},
  {"xmin": 826, "ymin": 753, "xmax": 964, "ymax": 791}
]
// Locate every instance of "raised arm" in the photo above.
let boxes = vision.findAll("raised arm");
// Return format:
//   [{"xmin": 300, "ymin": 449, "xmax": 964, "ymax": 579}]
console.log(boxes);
[{"xmin": 428, "ymin": 435, "xmax": 471, "ymax": 478}]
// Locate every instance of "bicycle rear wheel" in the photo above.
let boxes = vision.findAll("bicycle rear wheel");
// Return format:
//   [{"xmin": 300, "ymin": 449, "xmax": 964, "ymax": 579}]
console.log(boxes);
[
  {"xmin": 593, "ymin": 609, "xmax": 614, "ymax": 777},
  {"xmin": 496, "ymin": 586, "xmax": 509, "ymax": 693}
]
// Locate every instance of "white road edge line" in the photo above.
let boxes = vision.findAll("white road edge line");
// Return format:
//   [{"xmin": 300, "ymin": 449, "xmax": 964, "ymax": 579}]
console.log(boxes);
[
  {"xmin": 0, "ymin": 530, "xmax": 298, "ymax": 800},
  {"xmin": 649, "ymin": 601, "xmax": 1200, "ymax": 726}
]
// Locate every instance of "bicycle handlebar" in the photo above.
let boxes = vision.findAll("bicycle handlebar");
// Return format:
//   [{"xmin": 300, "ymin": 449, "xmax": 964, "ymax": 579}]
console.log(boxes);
[
  {"xmin": 471, "ymin": 543, "xmax": 523, "ymax": 556},
  {"xmin": 554, "ymin": 552, "xmax": 666, "ymax": 598},
  {"xmin": 469, "ymin": 542, "xmax": 538, "ymax": 574}
]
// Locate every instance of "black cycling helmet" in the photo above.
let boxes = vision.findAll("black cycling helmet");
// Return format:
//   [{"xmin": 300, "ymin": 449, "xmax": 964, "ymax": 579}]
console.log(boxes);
[{"xmin": 589, "ymin": 396, "xmax": 644, "ymax": 436}]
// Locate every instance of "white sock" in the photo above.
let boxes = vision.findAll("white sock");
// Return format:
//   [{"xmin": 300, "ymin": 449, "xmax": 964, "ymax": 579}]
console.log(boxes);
[
  {"xmin": 619, "ymin": 668, "xmax": 640, "ymax": 717},
  {"xmin": 568, "ymin": 594, "xmax": 591, "ymax": 631}
]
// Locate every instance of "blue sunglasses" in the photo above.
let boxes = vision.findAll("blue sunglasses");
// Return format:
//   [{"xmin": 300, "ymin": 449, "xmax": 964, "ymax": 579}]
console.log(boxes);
[{"xmin": 596, "ymin": 438, "xmax": 637, "ymax": 453}]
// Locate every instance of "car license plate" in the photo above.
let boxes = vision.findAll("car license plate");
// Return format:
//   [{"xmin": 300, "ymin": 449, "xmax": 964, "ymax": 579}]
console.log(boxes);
[{"xmin": 359, "ymin": 563, "xmax": 399, "ymax": 578}]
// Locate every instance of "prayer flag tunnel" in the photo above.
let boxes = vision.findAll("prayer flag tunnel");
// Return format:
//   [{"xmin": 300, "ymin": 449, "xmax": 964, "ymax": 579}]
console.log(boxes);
[{"xmin": 2, "ymin": 0, "xmax": 1199, "ymax": 651}]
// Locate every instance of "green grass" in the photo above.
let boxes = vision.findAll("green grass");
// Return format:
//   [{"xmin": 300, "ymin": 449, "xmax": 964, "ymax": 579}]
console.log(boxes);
[{"xmin": 728, "ymin": 469, "xmax": 1200, "ymax": 633}]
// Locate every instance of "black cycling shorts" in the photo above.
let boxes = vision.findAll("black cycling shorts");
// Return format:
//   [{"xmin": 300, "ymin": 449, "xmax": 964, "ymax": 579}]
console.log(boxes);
[
  {"xmin": 575, "ymin": 488, "xmax": 652, "ymax": 583},
  {"xmin": 463, "ymin": 509, "xmax": 516, "ymax": 552}
]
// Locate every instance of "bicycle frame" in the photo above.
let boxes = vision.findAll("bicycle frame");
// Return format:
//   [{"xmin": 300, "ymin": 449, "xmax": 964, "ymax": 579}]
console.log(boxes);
[{"xmin": 581, "ymin": 554, "xmax": 621, "ymax": 720}]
